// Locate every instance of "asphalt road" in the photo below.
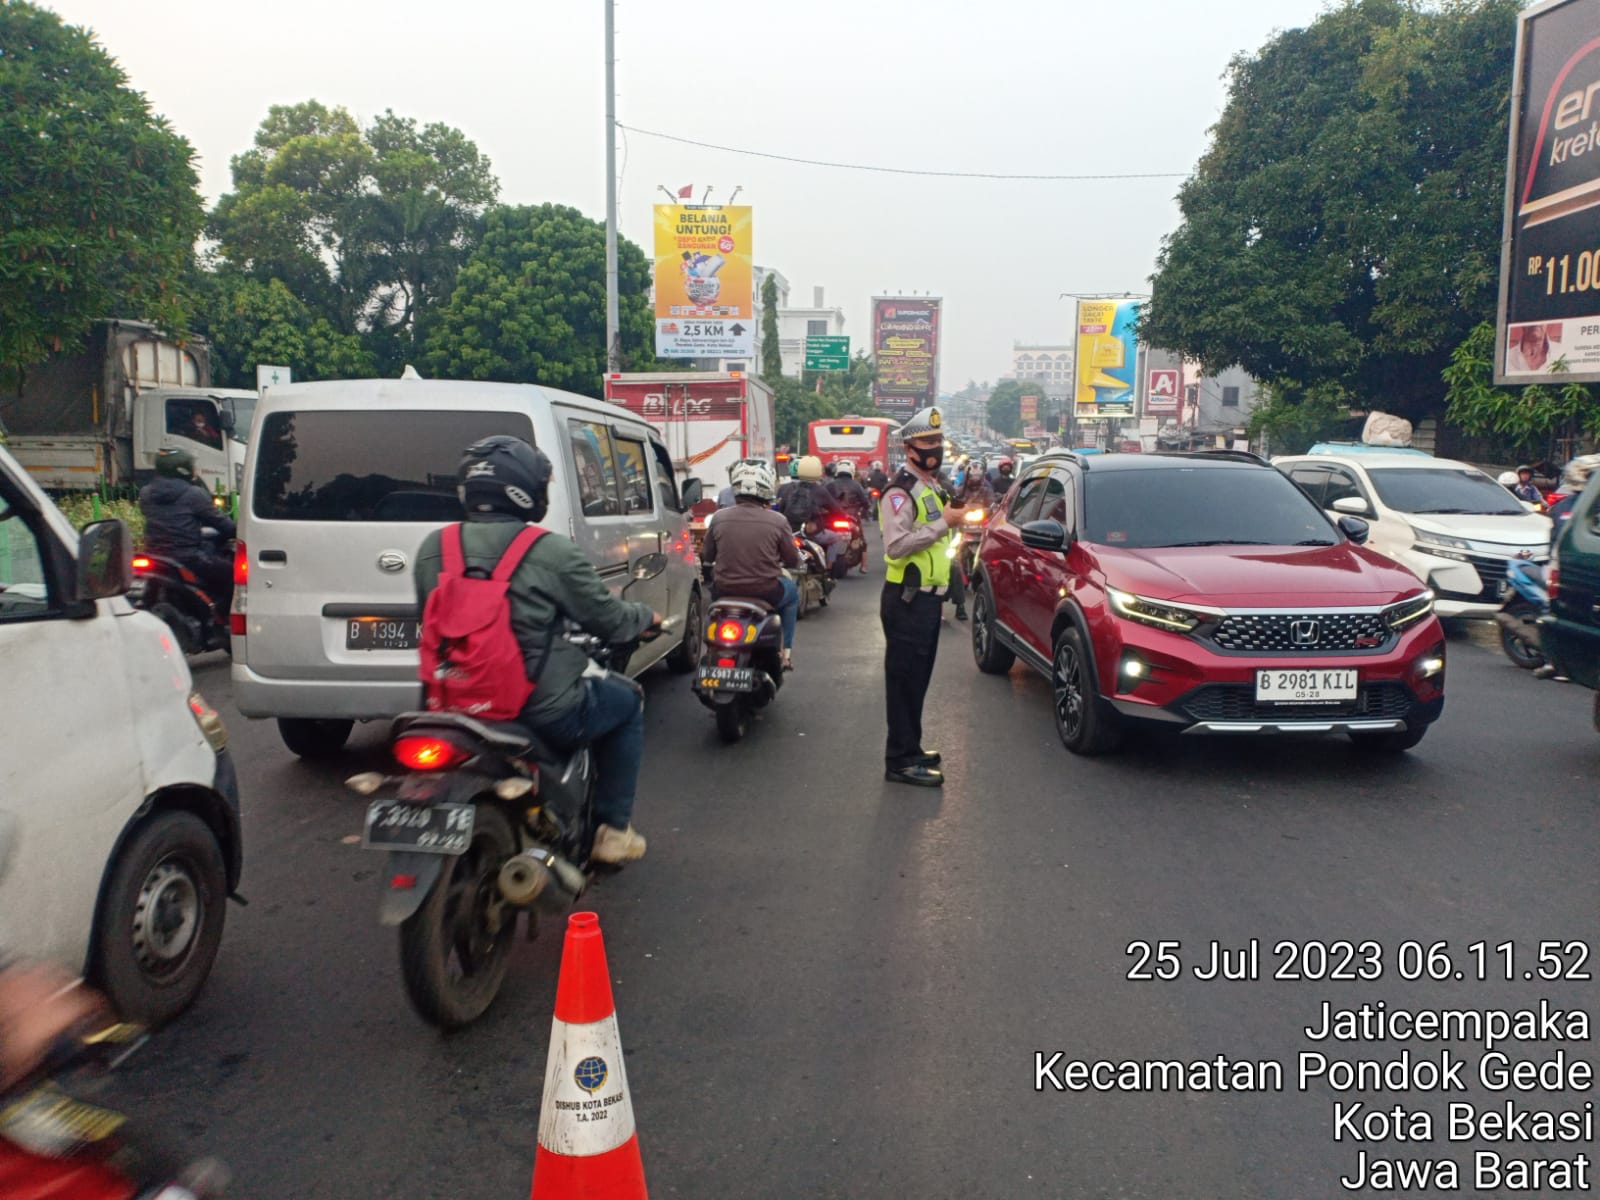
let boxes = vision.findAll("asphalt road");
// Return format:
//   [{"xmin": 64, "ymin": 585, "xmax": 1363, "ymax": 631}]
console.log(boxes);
[{"xmin": 105, "ymin": 566, "xmax": 1598, "ymax": 1199}]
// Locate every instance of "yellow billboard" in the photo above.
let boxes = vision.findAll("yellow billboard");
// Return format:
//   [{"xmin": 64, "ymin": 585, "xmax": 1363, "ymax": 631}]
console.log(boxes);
[
  {"xmin": 653, "ymin": 204, "xmax": 754, "ymax": 358},
  {"xmin": 1074, "ymin": 299, "xmax": 1140, "ymax": 418}
]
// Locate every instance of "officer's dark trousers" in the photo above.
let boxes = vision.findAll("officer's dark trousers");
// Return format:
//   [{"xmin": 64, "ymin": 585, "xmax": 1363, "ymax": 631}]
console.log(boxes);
[{"xmin": 881, "ymin": 584, "xmax": 944, "ymax": 767}]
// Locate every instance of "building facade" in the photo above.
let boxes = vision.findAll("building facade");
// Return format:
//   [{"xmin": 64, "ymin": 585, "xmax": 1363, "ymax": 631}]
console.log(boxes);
[
  {"xmin": 777, "ymin": 286, "xmax": 847, "ymax": 378},
  {"xmin": 1005, "ymin": 344, "xmax": 1074, "ymax": 400}
]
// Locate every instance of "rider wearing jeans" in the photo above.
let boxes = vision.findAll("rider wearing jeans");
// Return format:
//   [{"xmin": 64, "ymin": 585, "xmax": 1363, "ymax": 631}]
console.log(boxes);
[
  {"xmin": 701, "ymin": 460, "xmax": 802, "ymax": 668},
  {"xmin": 414, "ymin": 437, "xmax": 660, "ymax": 865}
]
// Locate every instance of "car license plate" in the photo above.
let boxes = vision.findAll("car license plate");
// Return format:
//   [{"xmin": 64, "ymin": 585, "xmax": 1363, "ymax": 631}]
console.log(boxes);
[
  {"xmin": 1255, "ymin": 668, "xmax": 1358, "ymax": 704},
  {"xmin": 696, "ymin": 665, "xmax": 757, "ymax": 692},
  {"xmin": 362, "ymin": 800, "xmax": 474, "ymax": 854},
  {"xmin": 345, "ymin": 617, "xmax": 420, "ymax": 651}
]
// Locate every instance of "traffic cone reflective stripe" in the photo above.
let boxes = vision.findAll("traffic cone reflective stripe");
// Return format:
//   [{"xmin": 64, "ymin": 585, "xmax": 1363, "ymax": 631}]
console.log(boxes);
[{"xmin": 531, "ymin": 912, "xmax": 647, "ymax": 1200}]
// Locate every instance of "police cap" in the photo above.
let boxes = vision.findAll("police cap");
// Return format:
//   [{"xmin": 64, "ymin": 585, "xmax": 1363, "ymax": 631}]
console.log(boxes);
[{"xmin": 898, "ymin": 407, "xmax": 943, "ymax": 441}]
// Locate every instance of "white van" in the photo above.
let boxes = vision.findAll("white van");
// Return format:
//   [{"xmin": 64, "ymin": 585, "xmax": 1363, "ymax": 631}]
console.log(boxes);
[
  {"xmin": 0, "ymin": 445, "xmax": 240, "ymax": 1024},
  {"xmin": 231, "ymin": 377, "xmax": 707, "ymax": 757}
]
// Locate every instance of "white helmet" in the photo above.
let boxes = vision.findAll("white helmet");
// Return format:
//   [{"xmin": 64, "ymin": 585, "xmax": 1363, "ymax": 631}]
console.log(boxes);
[
  {"xmin": 1562, "ymin": 454, "xmax": 1600, "ymax": 490},
  {"xmin": 836, "ymin": 459, "xmax": 855, "ymax": 477},
  {"xmin": 729, "ymin": 459, "xmax": 777, "ymax": 502},
  {"xmin": 1497, "ymin": 470, "xmax": 1519, "ymax": 487}
]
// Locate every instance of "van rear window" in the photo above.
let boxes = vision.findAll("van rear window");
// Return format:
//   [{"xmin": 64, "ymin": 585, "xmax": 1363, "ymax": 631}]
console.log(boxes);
[{"xmin": 252, "ymin": 410, "xmax": 536, "ymax": 522}]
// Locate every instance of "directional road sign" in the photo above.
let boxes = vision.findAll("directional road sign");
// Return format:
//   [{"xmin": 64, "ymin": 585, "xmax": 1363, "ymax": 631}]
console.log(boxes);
[{"xmin": 804, "ymin": 335, "xmax": 850, "ymax": 371}]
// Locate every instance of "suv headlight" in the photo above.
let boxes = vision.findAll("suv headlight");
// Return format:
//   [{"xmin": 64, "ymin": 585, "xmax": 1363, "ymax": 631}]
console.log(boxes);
[
  {"xmin": 1384, "ymin": 590, "xmax": 1434, "ymax": 632},
  {"xmin": 1106, "ymin": 587, "xmax": 1223, "ymax": 633},
  {"xmin": 1413, "ymin": 528, "xmax": 1472, "ymax": 560}
]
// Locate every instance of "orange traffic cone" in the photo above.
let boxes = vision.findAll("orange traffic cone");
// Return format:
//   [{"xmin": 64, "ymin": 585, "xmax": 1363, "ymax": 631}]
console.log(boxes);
[{"xmin": 530, "ymin": 912, "xmax": 648, "ymax": 1199}]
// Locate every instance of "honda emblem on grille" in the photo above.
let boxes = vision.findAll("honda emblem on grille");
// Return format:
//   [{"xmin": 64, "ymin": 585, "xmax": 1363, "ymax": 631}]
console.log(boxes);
[
  {"xmin": 377, "ymin": 550, "xmax": 408, "ymax": 573},
  {"xmin": 1290, "ymin": 619, "xmax": 1321, "ymax": 645}
]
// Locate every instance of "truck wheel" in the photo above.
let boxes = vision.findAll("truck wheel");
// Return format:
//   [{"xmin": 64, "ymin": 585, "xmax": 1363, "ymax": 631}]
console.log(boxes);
[
  {"xmin": 667, "ymin": 590, "xmax": 704, "ymax": 674},
  {"xmin": 92, "ymin": 811, "xmax": 227, "ymax": 1025},
  {"xmin": 278, "ymin": 718, "xmax": 354, "ymax": 758}
]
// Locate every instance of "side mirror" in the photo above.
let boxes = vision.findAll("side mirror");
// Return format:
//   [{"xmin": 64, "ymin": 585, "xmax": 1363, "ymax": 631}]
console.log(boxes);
[
  {"xmin": 76, "ymin": 519, "xmax": 132, "ymax": 601},
  {"xmin": 632, "ymin": 552, "xmax": 669, "ymax": 582},
  {"xmin": 1019, "ymin": 518, "xmax": 1069, "ymax": 552},
  {"xmin": 1331, "ymin": 496, "xmax": 1370, "ymax": 516},
  {"xmin": 681, "ymin": 477, "xmax": 704, "ymax": 507},
  {"xmin": 216, "ymin": 408, "xmax": 236, "ymax": 434},
  {"xmin": 1337, "ymin": 515, "xmax": 1370, "ymax": 545}
]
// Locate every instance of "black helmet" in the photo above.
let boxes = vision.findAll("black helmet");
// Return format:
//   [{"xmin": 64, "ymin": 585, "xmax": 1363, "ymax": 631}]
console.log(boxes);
[
  {"xmin": 155, "ymin": 447, "xmax": 196, "ymax": 479},
  {"xmin": 457, "ymin": 436, "xmax": 552, "ymax": 519}
]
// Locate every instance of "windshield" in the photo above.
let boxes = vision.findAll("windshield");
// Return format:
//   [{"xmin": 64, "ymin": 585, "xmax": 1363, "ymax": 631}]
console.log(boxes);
[
  {"xmin": 222, "ymin": 395, "xmax": 257, "ymax": 443},
  {"xmin": 1083, "ymin": 466, "xmax": 1339, "ymax": 549},
  {"xmin": 1365, "ymin": 467, "xmax": 1525, "ymax": 516}
]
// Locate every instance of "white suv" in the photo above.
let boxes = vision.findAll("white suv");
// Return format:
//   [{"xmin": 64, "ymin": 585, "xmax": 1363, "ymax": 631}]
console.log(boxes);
[{"xmin": 1273, "ymin": 448, "xmax": 1551, "ymax": 618}]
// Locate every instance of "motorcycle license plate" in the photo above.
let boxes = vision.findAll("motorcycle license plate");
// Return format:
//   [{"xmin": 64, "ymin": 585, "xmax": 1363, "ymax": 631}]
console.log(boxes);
[
  {"xmin": 696, "ymin": 665, "xmax": 757, "ymax": 692},
  {"xmin": 345, "ymin": 617, "xmax": 421, "ymax": 651},
  {"xmin": 1254, "ymin": 668, "xmax": 1358, "ymax": 704},
  {"xmin": 362, "ymin": 800, "xmax": 474, "ymax": 854}
]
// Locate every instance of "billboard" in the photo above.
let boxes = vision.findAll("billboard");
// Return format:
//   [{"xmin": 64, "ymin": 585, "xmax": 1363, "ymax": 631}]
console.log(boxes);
[
  {"xmin": 653, "ymin": 204, "xmax": 754, "ymax": 359},
  {"xmin": 1074, "ymin": 300, "xmax": 1140, "ymax": 419},
  {"xmin": 1496, "ymin": 0, "xmax": 1600, "ymax": 383},
  {"xmin": 1146, "ymin": 368, "xmax": 1180, "ymax": 416},
  {"xmin": 1020, "ymin": 393, "xmax": 1039, "ymax": 421},
  {"xmin": 871, "ymin": 297, "xmax": 941, "ymax": 420}
]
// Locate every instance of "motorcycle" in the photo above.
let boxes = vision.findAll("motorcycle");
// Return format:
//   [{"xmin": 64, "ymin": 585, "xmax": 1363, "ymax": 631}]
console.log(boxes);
[
  {"xmin": 692, "ymin": 597, "xmax": 786, "ymax": 743},
  {"xmin": 825, "ymin": 512, "xmax": 868, "ymax": 579},
  {"xmin": 129, "ymin": 531, "xmax": 231, "ymax": 657},
  {"xmin": 792, "ymin": 530, "xmax": 835, "ymax": 618},
  {"xmin": 1494, "ymin": 558, "xmax": 1548, "ymax": 670},
  {"xmin": 346, "ymin": 555, "xmax": 667, "ymax": 1029},
  {"xmin": 953, "ymin": 505, "xmax": 990, "ymax": 582}
]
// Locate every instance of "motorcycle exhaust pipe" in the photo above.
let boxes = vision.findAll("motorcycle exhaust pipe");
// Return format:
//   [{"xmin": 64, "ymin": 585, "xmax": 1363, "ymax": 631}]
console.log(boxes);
[{"xmin": 498, "ymin": 847, "xmax": 586, "ymax": 905}]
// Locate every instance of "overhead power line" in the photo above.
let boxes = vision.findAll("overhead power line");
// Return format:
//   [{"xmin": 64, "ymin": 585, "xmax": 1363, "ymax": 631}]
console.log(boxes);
[{"xmin": 618, "ymin": 123, "xmax": 1186, "ymax": 182}]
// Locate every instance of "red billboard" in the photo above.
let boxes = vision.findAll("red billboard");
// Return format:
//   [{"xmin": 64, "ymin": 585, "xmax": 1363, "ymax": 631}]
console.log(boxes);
[
  {"xmin": 1146, "ymin": 368, "xmax": 1180, "ymax": 416},
  {"xmin": 871, "ymin": 297, "xmax": 941, "ymax": 420}
]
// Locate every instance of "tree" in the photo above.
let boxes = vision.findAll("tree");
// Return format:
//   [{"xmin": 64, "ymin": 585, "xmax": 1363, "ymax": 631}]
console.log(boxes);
[
  {"xmin": 772, "ymin": 376, "xmax": 841, "ymax": 449},
  {"xmin": 759, "ymin": 273, "xmax": 784, "ymax": 384},
  {"xmin": 208, "ymin": 101, "xmax": 497, "ymax": 371},
  {"xmin": 1442, "ymin": 322, "xmax": 1599, "ymax": 460},
  {"xmin": 0, "ymin": 1, "xmax": 204, "ymax": 368},
  {"xmin": 422, "ymin": 203, "xmax": 656, "ymax": 395},
  {"xmin": 1144, "ymin": 0, "xmax": 1520, "ymax": 419},
  {"xmin": 987, "ymin": 380, "xmax": 1036, "ymax": 439},
  {"xmin": 193, "ymin": 273, "xmax": 374, "ymax": 388},
  {"xmin": 804, "ymin": 350, "xmax": 877, "ymax": 415}
]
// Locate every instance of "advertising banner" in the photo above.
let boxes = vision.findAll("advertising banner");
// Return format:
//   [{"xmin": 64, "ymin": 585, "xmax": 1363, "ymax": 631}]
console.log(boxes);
[
  {"xmin": 653, "ymin": 205, "xmax": 754, "ymax": 359},
  {"xmin": 1496, "ymin": 0, "xmax": 1600, "ymax": 382},
  {"xmin": 1074, "ymin": 300, "xmax": 1140, "ymax": 418},
  {"xmin": 871, "ymin": 297, "xmax": 941, "ymax": 420},
  {"xmin": 1146, "ymin": 368, "xmax": 1180, "ymax": 416},
  {"xmin": 1020, "ymin": 394, "xmax": 1039, "ymax": 421}
]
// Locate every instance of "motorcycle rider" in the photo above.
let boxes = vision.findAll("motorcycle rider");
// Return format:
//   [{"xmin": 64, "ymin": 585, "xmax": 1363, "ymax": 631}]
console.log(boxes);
[
  {"xmin": 1547, "ymin": 454, "xmax": 1600, "ymax": 526},
  {"xmin": 1511, "ymin": 465, "xmax": 1544, "ymax": 505},
  {"xmin": 414, "ymin": 437, "xmax": 661, "ymax": 865},
  {"xmin": 701, "ymin": 460, "xmax": 801, "ymax": 670},
  {"xmin": 138, "ymin": 447, "xmax": 236, "ymax": 618},
  {"xmin": 865, "ymin": 459, "xmax": 890, "ymax": 519},
  {"xmin": 777, "ymin": 455, "xmax": 846, "ymax": 570},
  {"xmin": 827, "ymin": 459, "xmax": 873, "ymax": 521},
  {"xmin": 985, "ymin": 456, "xmax": 1016, "ymax": 500}
]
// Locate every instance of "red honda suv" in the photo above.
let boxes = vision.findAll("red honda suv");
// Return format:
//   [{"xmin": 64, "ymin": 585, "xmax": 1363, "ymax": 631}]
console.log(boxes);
[{"xmin": 970, "ymin": 451, "xmax": 1446, "ymax": 755}]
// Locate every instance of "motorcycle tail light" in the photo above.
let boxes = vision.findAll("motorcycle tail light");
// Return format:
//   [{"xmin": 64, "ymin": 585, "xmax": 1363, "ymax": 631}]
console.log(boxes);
[
  {"xmin": 233, "ymin": 541, "xmax": 248, "ymax": 585},
  {"xmin": 393, "ymin": 736, "xmax": 469, "ymax": 771},
  {"xmin": 830, "ymin": 518, "xmax": 851, "ymax": 531},
  {"xmin": 717, "ymin": 657, "xmax": 737, "ymax": 668},
  {"xmin": 131, "ymin": 555, "xmax": 152, "ymax": 572},
  {"xmin": 716, "ymin": 620, "xmax": 747, "ymax": 644}
]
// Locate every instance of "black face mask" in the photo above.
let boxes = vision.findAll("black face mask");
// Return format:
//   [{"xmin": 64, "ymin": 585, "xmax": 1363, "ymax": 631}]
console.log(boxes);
[{"xmin": 908, "ymin": 444, "xmax": 943, "ymax": 473}]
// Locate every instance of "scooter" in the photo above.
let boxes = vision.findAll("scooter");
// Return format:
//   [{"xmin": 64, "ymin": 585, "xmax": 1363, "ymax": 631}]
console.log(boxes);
[
  {"xmin": 1494, "ymin": 558, "xmax": 1548, "ymax": 670},
  {"xmin": 347, "ymin": 556, "xmax": 666, "ymax": 1029},
  {"xmin": 129, "ymin": 531, "xmax": 231, "ymax": 656},
  {"xmin": 693, "ymin": 597, "xmax": 786, "ymax": 743},
  {"xmin": 792, "ymin": 531, "xmax": 835, "ymax": 618},
  {"xmin": 825, "ymin": 513, "xmax": 868, "ymax": 579}
]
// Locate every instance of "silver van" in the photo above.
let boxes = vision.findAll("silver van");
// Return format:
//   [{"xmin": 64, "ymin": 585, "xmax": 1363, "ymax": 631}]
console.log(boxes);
[{"xmin": 231, "ymin": 377, "xmax": 706, "ymax": 757}]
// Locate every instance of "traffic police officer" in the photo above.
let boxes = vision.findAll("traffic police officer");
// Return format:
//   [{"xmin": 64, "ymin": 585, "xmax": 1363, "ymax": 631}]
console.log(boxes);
[{"xmin": 879, "ymin": 407, "xmax": 967, "ymax": 786}]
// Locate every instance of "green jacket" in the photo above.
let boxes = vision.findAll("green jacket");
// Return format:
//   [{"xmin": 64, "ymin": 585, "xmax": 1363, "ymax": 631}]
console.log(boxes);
[{"xmin": 414, "ymin": 517, "xmax": 654, "ymax": 724}]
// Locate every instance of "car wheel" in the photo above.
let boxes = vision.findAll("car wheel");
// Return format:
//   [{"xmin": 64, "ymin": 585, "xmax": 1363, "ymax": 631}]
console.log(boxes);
[
  {"xmin": 1349, "ymin": 725, "xmax": 1429, "ymax": 753},
  {"xmin": 1051, "ymin": 626, "xmax": 1121, "ymax": 755},
  {"xmin": 667, "ymin": 589, "xmax": 704, "ymax": 674},
  {"xmin": 278, "ymin": 717, "xmax": 354, "ymax": 759},
  {"xmin": 92, "ymin": 811, "xmax": 227, "ymax": 1025},
  {"xmin": 971, "ymin": 584, "xmax": 1016, "ymax": 675}
]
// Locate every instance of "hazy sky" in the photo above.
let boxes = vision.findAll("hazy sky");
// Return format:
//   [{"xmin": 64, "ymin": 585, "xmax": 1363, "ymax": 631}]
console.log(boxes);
[{"xmin": 46, "ymin": 0, "xmax": 1330, "ymax": 387}]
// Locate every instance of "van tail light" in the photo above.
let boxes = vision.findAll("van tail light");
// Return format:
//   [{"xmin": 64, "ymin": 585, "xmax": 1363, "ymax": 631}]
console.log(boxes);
[
  {"xmin": 231, "ymin": 540, "xmax": 248, "ymax": 637},
  {"xmin": 233, "ymin": 541, "xmax": 248, "ymax": 585},
  {"xmin": 393, "ymin": 736, "xmax": 470, "ymax": 771},
  {"xmin": 1547, "ymin": 559, "xmax": 1560, "ymax": 600}
]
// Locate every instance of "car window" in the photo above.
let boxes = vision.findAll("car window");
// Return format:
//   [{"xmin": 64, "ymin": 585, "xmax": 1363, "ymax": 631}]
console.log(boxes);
[
  {"xmin": 1322, "ymin": 467, "xmax": 1366, "ymax": 508},
  {"xmin": 1007, "ymin": 472, "xmax": 1052, "ymax": 524},
  {"xmin": 611, "ymin": 433, "xmax": 655, "ymax": 515},
  {"xmin": 167, "ymin": 396, "xmax": 224, "ymax": 451},
  {"xmin": 1084, "ymin": 466, "xmax": 1338, "ymax": 549},
  {"xmin": 650, "ymin": 441, "xmax": 682, "ymax": 512},
  {"xmin": 252, "ymin": 410, "xmax": 535, "ymax": 521},
  {"xmin": 1039, "ymin": 471, "xmax": 1076, "ymax": 530},
  {"xmin": 1287, "ymin": 465, "xmax": 1330, "ymax": 507},
  {"xmin": 568, "ymin": 420, "xmax": 623, "ymax": 518},
  {"xmin": 1364, "ymin": 467, "xmax": 1526, "ymax": 516},
  {"xmin": 0, "ymin": 503, "xmax": 56, "ymax": 622}
]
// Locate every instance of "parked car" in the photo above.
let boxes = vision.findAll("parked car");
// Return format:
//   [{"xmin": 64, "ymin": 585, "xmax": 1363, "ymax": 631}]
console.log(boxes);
[
  {"xmin": 0, "ymin": 444, "xmax": 240, "ymax": 1023},
  {"xmin": 231, "ymin": 376, "xmax": 706, "ymax": 758},
  {"xmin": 969, "ymin": 450, "xmax": 1446, "ymax": 755},
  {"xmin": 1272, "ymin": 451, "xmax": 1550, "ymax": 619},
  {"xmin": 1540, "ymin": 469, "xmax": 1600, "ymax": 733}
]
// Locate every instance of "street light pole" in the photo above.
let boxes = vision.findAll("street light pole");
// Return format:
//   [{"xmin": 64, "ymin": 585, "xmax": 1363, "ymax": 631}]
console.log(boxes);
[{"xmin": 604, "ymin": 0, "xmax": 621, "ymax": 373}]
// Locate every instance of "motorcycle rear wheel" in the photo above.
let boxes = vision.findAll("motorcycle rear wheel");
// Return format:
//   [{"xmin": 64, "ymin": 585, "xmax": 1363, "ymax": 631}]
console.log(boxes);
[
  {"xmin": 1499, "ymin": 602, "xmax": 1544, "ymax": 670},
  {"xmin": 399, "ymin": 806, "xmax": 517, "ymax": 1029},
  {"xmin": 151, "ymin": 600, "xmax": 201, "ymax": 656},
  {"xmin": 716, "ymin": 702, "xmax": 748, "ymax": 743}
]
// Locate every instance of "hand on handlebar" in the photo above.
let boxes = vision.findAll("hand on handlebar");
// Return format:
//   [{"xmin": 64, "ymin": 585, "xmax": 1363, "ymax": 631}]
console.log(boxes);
[
  {"xmin": 0, "ymin": 963, "xmax": 109, "ymax": 1090},
  {"xmin": 640, "ymin": 611, "xmax": 666, "ymax": 641}
]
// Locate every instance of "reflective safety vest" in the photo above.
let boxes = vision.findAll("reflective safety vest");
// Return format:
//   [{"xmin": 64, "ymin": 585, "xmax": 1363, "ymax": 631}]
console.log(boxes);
[{"xmin": 882, "ymin": 478, "xmax": 955, "ymax": 588}]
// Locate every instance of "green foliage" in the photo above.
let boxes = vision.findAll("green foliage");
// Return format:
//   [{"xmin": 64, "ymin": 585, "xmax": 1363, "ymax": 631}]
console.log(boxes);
[
  {"xmin": 803, "ymin": 350, "xmax": 877, "ymax": 415},
  {"xmin": 208, "ymin": 100, "xmax": 497, "ymax": 372},
  {"xmin": 986, "ymin": 380, "xmax": 1038, "ymax": 439},
  {"xmin": 1443, "ymin": 322, "xmax": 1600, "ymax": 457},
  {"xmin": 1144, "ymin": 0, "xmax": 1520, "ymax": 418},
  {"xmin": 759, "ymin": 273, "xmax": 784, "ymax": 384},
  {"xmin": 0, "ymin": 1, "xmax": 204, "ymax": 366},
  {"xmin": 422, "ymin": 203, "xmax": 656, "ymax": 396},
  {"xmin": 55, "ymin": 494, "xmax": 143, "ymax": 542},
  {"xmin": 1246, "ymin": 382, "xmax": 1354, "ymax": 456},
  {"xmin": 193, "ymin": 273, "xmax": 374, "ymax": 387},
  {"xmin": 772, "ymin": 375, "xmax": 842, "ymax": 449}
]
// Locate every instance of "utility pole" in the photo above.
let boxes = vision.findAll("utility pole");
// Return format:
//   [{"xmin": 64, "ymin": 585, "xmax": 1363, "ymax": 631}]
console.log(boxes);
[{"xmin": 604, "ymin": 0, "xmax": 621, "ymax": 372}]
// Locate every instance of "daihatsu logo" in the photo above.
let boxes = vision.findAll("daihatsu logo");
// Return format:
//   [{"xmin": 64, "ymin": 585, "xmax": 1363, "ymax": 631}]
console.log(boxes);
[
  {"xmin": 377, "ymin": 550, "xmax": 408, "ymax": 573},
  {"xmin": 1291, "ymin": 620, "xmax": 1321, "ymax": 646}
]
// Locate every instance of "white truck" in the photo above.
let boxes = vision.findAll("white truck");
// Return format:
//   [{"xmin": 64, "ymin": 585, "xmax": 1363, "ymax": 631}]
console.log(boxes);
[
  {"xmin": 0, "ymin": 318, "xmax": 255, "ymax": 496},
  {"xmin": 603, "ymin": 371, "xmax": 777, "ymax": 498}
]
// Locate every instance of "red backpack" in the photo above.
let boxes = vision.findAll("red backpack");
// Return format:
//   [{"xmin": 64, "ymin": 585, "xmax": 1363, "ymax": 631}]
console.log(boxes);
[{"xmin": 418, "ymin": 524, "xmax": 546, "ymax": 719}]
